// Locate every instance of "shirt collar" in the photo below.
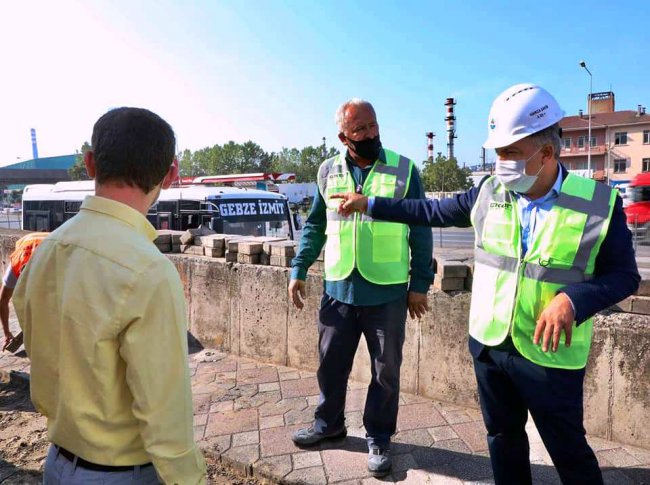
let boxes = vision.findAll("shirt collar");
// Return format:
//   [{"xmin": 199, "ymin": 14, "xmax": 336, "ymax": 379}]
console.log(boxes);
[{"xmin": 80, "ymin": 196, "xmax": 158, "ymax": 241}]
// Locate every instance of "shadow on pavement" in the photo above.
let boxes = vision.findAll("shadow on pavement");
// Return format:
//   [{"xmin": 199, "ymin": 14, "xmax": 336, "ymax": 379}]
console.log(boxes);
[{"xmin": 316, "ymin": 435, "xmax": 650, "ymax": 484}]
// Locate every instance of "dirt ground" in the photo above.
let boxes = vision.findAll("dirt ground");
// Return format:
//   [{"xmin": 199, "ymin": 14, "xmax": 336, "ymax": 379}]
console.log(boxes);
[{"xmin": 0, "ymin": 377, "xmax": 261, "ymax": 484}]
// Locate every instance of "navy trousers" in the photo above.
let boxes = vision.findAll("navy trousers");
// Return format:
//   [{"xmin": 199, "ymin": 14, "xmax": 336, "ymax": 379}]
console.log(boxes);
[
  {"xmin": 473, "ymin": 342, "xmax": 602, "ymax": 485},
  {"xmin": 313, "ymin": 293, "xmax": 407, "ymax": 448}
]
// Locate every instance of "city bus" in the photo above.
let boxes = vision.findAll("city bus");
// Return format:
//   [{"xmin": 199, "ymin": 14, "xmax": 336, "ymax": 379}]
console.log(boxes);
[
  {"xmin": 625, "ymin": 172, "xmax": 650, "ymax": 244},
  {"xmin": 22, "ymin": 180, "xmax": 301, "ymax": 240}
]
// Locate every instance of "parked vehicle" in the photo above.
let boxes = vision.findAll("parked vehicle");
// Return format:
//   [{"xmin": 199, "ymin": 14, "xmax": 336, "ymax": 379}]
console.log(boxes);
[
  {"xmin": 22, "ymin": 181, "xmax": 301, "ymax": 240},
  {"xmin": 624, "ymin": 173, "xmax": 650, "ymax": 244}
]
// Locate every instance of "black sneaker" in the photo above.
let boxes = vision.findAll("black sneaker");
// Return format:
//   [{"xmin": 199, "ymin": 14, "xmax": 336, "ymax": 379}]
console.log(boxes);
[{"xmin": 291, "ymin": 426, "xmax": 347, "ymax": 447}]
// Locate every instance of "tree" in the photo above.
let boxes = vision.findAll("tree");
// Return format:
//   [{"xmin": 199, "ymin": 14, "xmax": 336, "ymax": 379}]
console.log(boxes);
[
  {"xmin": 271, "ymin": 143, "xmax": 339, "ymax": 183},
  {"xmin": 69, "ymin": 142, "xmax": 91, "ymax": 180},
  {"xmin": 421, "ymin": 154, "xmax": 472, "ymax": 192}
]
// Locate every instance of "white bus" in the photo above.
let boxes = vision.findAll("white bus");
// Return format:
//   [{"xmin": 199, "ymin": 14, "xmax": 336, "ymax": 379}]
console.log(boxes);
[{"xmin": 22, "ymin": 181, "xmax": 301, "ymax": 240}]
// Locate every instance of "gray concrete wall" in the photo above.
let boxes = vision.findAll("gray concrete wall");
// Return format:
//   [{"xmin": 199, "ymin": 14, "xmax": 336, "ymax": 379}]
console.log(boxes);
[{"xmin": 1, "ymin": 231, "xmax": 648, "ymax": 449}]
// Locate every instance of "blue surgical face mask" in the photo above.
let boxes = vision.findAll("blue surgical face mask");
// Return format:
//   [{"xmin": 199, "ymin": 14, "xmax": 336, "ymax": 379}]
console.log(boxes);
[{"xmin": 495, "ymin": 148, "xmax": 543, "ymax": 193}]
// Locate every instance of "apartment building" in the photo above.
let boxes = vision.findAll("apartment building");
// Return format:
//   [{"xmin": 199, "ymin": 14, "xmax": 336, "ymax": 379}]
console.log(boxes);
[{"xmin": 559, "ymin": 91, "xmax": 650, "ymax": 185}]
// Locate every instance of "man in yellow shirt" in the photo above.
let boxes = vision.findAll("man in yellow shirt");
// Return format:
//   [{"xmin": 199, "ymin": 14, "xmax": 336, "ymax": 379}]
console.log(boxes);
[{"xmin": 13, "ymin": 107, "xmax": 207, "ymax": 484}]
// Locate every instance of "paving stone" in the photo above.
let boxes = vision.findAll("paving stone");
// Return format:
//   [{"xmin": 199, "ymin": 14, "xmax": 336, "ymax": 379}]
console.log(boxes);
[
  {"xmin": 447, "ymin": 455, "xmax": 493, "ymax": 482},
  {"xmin": 259, "ymin": 397, "xmax": 308, "ymax": 417},
  {"xmin": 597, "ymin": 448, "xmax": 641, "ymax": 467},
  {"xmin": 284, "ymin": 405, "xmax": 317, "ymax": 425},
  {"xmin": 284, "ymin": 465, "xmax": 327, "ymax": 485},
  {"xmin": 233, "ymin": 430, "xmax": 260, "ymax": 447},
  {"xmin": 411, "ymin": 440, "xmax": 464, "ymax": 469},
  {"xmin": 198, "ymin": 433, "xmax": 231, "ymax": 454},
  {"xmin": 321, "ymin": 448, "xmax": 371, "ymax": 482},
  {"xmin": 279, "ymin": 370, "xmax": 302, "ymax": 381},
  {"xmin": 621, "ymin": 444, "xmax": 650, "ymax": 465},
  {"xmin": 253, "ymin": 454, "xmax": 293, "ymax": 481},
  {"xmin": 601, "ymin": 469, "xmax": 641, "ymax": 485},
  {"xmin": 344, "ymin": 410, "xmax": 364, "ymax": 428},
  {"xmin": 210, "ymin": 401, "xmax": 234, "ymax": 413},
  {"xmin": 529, "ymin": 440, "xmax": 553, "ymax": 465},
  {"xmin": 239, "ymin": 360, "xmax": 259, "ymax": 370},
  {"xmin": 398, "ymin": 403, "xmax": 446, "ymax": 431},
  {"xmin": 429, "ymin": 425, "xmax": 459, "ymax": 443},
  {"xmin": 588, "ymin": 435, "xmax": 624, "ymax": 452},
  {"xmin": 292, "ymin": 451, "xmax": 323, "ymax": 469},
  {"xmin": 307, "ymin": 394, "xmax": 321, "ymax": 406},
  {"xmin": 260, "ymin": 423, "xmax": 305, "ymax": 457},
  {"xmin": 193, "ymin": 393, "xmax": 213, "ymax": 414},
  {"xmin": 392, "ymin": 466, "xmax": 463, "ymax": 484},
  {"xmin": 529, "ymin": 463, "xmax": 562, "ymax": 484},
  {"xmin": 393, "ymin": 429, "xmax": 434, "ymax": 454},
  {"xmin": 193, "ymin": 371, "xmax": 218, "ymax": 385},
  {"xmin": 400, "ymin": 393, "xmax": 431, "ymax": 405},
  {"xmin": 234, "ymin": 390, "xmax": 281, "ymax": 411},
  {"xmin": 392, "ymin": 452, "xmax": 418, "ymax": 472},
  {"xmin": 281, "ymin": 376, "xmax": 320, "ymax": 398},
  {"xmin": 347, "ymin": 380, "xmax": 367, "ymax": 391},
  {"xmin": 222, "ymin": 444, "xmax": 260, "ymax": 475},
  {"xmin": 260, "ymin": 414, "xmax": 285, "ymax": 429},
  {"xmin": 616, "ymin": 466, "xmax": 650, "ymax": 484},
  {"xmin": 194, "ymin": 413, "xmax": 208, "ymax": 427},
  {"xmin": 205, "ymin": 408, "xmax": 258, "ymax": 436},
  {"xmin": 439, "ymin": 409, "xmax": 474, "ymax": 425},
  {"xmin": 194, "ymin": 425, "xmax": 205, "ymax": 441},
  {"xmin": 452, "ymin": 421, "xmax": 488, "ymax": 453},
  {"xmin": 238, "ymin": 366, "xmax": 279, "ymax": 385},
  {"xmin": 259, "ymin": 382, "xmax": 280, "ymax": 392},
  {"xmin": 344, "ymin": 388, "xmax": 367, "ymax": 412}
]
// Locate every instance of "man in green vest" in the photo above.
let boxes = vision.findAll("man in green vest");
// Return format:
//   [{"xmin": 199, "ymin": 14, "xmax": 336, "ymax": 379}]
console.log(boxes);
[
  {"xmin": 289, "ymin": 98, "xmax": 434, "ymax": 477},
  {"xmin": 331, "ymin": 84, "xmax": 640, "ymax": 484}
]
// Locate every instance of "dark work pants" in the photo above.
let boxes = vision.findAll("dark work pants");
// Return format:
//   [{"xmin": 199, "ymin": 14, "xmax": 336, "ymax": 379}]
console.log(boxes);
[
  {"xmin": 313, "ymin": 293, "xmax": 407, "ymax": 449},
  {"xmin": 473, "ymin": 345, "xmax": 603, "ymax": 485}
]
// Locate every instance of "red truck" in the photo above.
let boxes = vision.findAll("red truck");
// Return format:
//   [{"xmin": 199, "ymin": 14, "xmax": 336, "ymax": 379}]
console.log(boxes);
[{"xmin": 625, "ymin": 172, "xmax": 650, "ymax": 244}]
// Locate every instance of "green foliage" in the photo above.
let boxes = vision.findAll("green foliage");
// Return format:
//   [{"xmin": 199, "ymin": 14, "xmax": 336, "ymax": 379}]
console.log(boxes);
[
  {"xmin": 178, "ymin": 140, "xmax": 339, "ymax": 183},
  {"xmin": 421, "ymin": 154, "xmax": 472, "ymax": 192},
  {"xmin": 69, "ymin": 142, "xmax": 92, "ymax": 180}
]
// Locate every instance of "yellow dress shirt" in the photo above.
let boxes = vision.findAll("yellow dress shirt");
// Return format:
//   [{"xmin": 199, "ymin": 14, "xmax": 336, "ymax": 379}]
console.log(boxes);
[{"xmin": 13, "ymin": 195, "xmax": 206, "ymax": 484}]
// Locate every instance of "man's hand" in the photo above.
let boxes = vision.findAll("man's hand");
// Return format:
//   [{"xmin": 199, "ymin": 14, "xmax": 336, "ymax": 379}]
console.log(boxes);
[
  {"xmin": 533, "ymin": 293, "xmax": 575, "ymax": 352},
  {"xmin": 2, "ymin": 331, "xmax": 14, "ymax": 352},
  {"xmin": 289, "ymin": 279, "xmax": 306, "ymax": 310},
  {"xmin": 329, "ymin": 193, "xmax": 369, "ymax": 217},
  {"xmin": 408, "ymin": 291, "xmax": 429, "ymax": 320}
]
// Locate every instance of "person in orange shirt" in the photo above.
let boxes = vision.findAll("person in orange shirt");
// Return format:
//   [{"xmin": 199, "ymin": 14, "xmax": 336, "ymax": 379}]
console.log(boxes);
[{"xmin": 1, "ymin": 232, "xmax": 48, "ymax": 352}]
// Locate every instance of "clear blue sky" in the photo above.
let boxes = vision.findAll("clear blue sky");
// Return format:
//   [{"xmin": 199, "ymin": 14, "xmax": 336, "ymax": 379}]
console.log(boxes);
[{"xmin": 1, "ymin": 0, "xmax": 648, "ymax": 169}]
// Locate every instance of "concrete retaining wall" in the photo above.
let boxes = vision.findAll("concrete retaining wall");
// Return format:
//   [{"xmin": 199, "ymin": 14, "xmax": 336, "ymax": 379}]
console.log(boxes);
[{"xmin": 1, "ymin": 230, "xmax": 648, "ymax": 449}]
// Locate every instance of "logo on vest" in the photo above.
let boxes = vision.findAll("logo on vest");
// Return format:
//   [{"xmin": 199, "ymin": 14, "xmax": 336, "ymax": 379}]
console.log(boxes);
[{"xmin": 489, "ymin": 202, "xmax": 512, "ymax": 209}]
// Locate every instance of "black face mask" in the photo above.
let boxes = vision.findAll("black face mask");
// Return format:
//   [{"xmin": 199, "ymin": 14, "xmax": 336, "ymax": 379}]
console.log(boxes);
[{"xmin": 346, "ymin": 135, "xmax": 382, "ymax": 162}]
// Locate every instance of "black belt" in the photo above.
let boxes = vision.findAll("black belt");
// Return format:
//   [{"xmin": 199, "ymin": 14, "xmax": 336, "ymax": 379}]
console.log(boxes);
[{"xmin": 55, "ymin": 446, "xmax": 153, "ymax": 472}]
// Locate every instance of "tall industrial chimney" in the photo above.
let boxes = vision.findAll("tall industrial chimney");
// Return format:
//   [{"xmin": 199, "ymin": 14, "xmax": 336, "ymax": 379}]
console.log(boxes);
[
  {"xmin": 30, "ymin": 128, "xmax": 39, "ymax": 159},
  {"xmin": 444, "ymin": 98, "xmax": 457, "ymax": 160},
  {"xmin": 426, "ymin": 132, "xmax": 435, "ymax": 162}
]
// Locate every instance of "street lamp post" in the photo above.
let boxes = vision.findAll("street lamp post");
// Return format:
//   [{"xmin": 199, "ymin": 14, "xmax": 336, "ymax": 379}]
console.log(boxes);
[{"xmin": 579, "ymin": 60, "xmax": 593, "ymax": 178}]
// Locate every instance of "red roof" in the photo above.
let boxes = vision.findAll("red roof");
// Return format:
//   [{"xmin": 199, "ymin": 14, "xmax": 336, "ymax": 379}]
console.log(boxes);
[{"xmin": 561, "ymin": 110, "xmax": 650, "ymax": 131}]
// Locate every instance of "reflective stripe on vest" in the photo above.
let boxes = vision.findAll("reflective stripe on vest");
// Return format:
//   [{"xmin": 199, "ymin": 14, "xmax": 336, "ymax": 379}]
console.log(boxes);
[
  {"xmin": 469, "ymin": 173, "xmax": 616, "ymax": 369},
  {"xmin": 10, "ymin": 232, "xmax": 49, "ymax": 278},
  {"xmin": 318, "ymin": 149, "xmax": 413, "ymax": 284}
]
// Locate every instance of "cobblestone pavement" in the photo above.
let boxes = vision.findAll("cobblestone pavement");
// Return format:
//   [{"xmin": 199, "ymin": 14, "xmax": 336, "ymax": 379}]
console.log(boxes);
[{"xmin": 2, "ymin": 312, "xmax": 649, "ymax": 484}]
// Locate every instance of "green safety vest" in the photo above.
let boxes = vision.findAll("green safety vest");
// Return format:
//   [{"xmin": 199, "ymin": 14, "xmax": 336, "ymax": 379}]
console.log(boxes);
[
  {"xmin": 469, "ymin": 173, "xmax": 616, "ymax": 369},
  {"xmin": 318, "ymin": 149, "xmax": 414, "ymax": 284}
]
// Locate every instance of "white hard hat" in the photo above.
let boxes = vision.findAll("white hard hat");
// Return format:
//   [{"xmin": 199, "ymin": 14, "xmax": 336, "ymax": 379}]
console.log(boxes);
[{"xmin": 483, "ymin": 83, "xmax": 565, "ymax": 149}]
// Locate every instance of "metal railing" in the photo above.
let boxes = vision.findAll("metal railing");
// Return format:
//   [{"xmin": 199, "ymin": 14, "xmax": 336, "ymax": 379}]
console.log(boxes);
[{"xmin": 0, "ymin": 211, "xmax": 21, "ymax": 229}]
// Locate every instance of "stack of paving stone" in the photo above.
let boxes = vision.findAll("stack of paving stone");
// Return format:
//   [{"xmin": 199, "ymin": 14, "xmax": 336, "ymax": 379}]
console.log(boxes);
[
  {"xmin": 224, "ymin": 237, "xmax": 252, "ymax": 262},
  {"xmin": 154, "ymin": 230, "xmax": 184, "ymax": 253},
  {"xmin": 179, "ymin": 226, "xmax": 216, "ymax": 256},
  {"xmin": 267, "ymin": 240, "xmax": 297, "ymax": 267},
  {"xmin": 613, "ymin": 278, "xmax": 650, "ymax": 315},
  {"xmin": 433, "ymin": 257, "xmax": 472, "ymax": 291},
  {"xmin": 199, "ymin": 234, "xmax": 227, "ymax": 257}
]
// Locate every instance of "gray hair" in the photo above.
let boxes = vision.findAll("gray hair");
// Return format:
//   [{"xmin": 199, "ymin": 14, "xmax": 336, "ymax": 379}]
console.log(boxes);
[
  {"xmin": 335, "ymin": 98, "xmax": 375, "ymax": 132},
  {"xmin": 529, "ymin": 122, "xmax": 562, "ymax": 158}
]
